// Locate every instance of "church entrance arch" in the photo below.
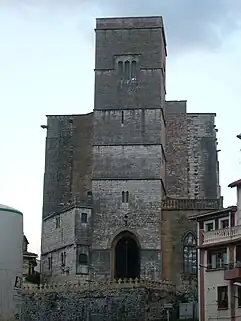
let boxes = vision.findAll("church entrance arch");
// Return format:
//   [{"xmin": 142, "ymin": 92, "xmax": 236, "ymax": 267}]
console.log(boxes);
[{"xmin": 112, "ymin": 231, "xmax": 140, "ymax": 279}]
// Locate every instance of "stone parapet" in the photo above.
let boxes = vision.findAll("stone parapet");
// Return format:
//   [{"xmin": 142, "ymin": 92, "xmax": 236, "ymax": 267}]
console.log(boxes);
[
  {"xmin": 23, "ymin": 278, "xmax": 175, "ymax": 294},
  {"xmin": 162, "ymin": 198, "xmax": 223, "ymax": 210}
]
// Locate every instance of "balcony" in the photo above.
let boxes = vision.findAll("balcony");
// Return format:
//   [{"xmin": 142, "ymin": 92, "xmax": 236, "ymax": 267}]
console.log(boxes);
[
  {"xmin": 224, "ymin": 262, "xmax": 241, "ymax": 280},
  {"xmin": 202, "ymin": 225, "xmax": 241, "ymax": 246}
]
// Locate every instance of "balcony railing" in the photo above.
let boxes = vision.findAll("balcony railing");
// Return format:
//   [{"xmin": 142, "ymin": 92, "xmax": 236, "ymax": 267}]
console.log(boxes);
[
  {"xmin": 202, "ymin": 225, "xmax": 241, "ymax": 245},
  {"xmin": 224, "ymin": 261, "xmax": 241, "ymax": 280}
]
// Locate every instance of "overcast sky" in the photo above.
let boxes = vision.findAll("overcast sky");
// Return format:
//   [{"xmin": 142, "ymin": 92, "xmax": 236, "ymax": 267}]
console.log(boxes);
[{"xmin": 1, "ymin": 0, "xmax": 241, "ymax": 255}]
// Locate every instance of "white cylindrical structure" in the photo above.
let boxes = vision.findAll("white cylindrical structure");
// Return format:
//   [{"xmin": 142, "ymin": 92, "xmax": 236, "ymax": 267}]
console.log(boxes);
[{"xmin": 0, "ymin": 204, "xmax": 23, "ymax": 319}]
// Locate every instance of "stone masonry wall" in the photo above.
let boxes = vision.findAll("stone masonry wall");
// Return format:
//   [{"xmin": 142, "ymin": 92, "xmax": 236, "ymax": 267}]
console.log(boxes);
[
  {"xmin": 91, "ymin": 16, "xmax": 167, "ymax": 281},
  {"xmin": 161, "ymin": 198, "xmax": 223, "ymax": 289},
  {"xmin": 165, "ymin": 101, "xmax": 188, "ymax": 198},
  {"xmin": 42, "ymin": 116, "xmax": 73, "ymax": 218},
  {"xmin": 95, "ymin": 17, "xmax": 166, "ymax": 111},
  {"xmin": 41, "ymin": 207, "xmax": 92, "ymax": 283},
  {"xmin": 187, "ymin": 113, "xmax": 218, "ymax": 199},
  {"xmin": 42, "ymin": 113, "xmax": 93, "ymax": 219},
  {"xmin": 165, "ymin": 101, "xmax": 219, "ymax": 199},
  {"xmin": 21, "ymin": 280, "xmax": 175, "ymax": 321},
  {"xmin": 91, "ymin": 180, "xmax": 162, "ymax": 279}
]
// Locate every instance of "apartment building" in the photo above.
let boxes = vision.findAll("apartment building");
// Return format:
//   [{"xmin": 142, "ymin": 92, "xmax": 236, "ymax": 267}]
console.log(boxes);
[{"xmin": 191, "ymin": 179, "xmax": 241, "ymax": 321}]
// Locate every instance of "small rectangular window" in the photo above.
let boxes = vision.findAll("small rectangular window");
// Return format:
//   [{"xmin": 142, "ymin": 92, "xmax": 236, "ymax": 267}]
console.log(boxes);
[
  {"xmin": 81, "ymin": 213, "xmax": 88, "ymax": 223},
  {"xmin": 61, "ymin": 252, "xmax": 66, "ymax": 267},
  {"xmin": 207, "ymin": 248, "xmax": 227, "ymax": 269},
  {"xmin": 122, "ymin": 191, "xmax": 129, "ymax": 203},
  {"xmin": 76, "ymin": 245, "xmax": 89, "ymax": 275},
  {"xmin": 217, "ymin": 286, "xmax": 228, "ymax": 309},
  {"xmin": 219, "ymin": 217, "xmax": 229, "ymax": 229},
  {"xmin": 238, "ymin": 286, "xmax": 241, "ymax": 307},
  {"xmin": 48, "ymin": 256, "xmax": 52, "ymax": 270},
  {"xmin": 126, "ymin": 191, "xmax": 129, "ymax": 203},
  {"xmin": 56, "ymin": 216, "xmax": 61, "ymax": 229},
  {"xmin": 131, "ymin": 60, "xmax": 137, "ymax": 80},
  {"xmin": 204, "ymin": 220, "xmax": 214, "ymax": 232},
  {"xmin": 121, "ymin": 111, "xmax": 124, "ymax": 125},
  {"xmin": 118, "ymin": 61, "xmax": 123, "ymax": 79}
]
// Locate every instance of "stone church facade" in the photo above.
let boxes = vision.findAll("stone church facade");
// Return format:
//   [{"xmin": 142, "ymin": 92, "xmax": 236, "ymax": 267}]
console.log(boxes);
[{"xmin": 41, "ymin": 16, "xmax": 223, "ymax": 286}]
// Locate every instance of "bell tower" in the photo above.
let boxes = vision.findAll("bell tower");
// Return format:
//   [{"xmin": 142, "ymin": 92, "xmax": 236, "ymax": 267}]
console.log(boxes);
[{"xmin": 91, "ymin": 16, "xmax": 167, "ymax": 279}]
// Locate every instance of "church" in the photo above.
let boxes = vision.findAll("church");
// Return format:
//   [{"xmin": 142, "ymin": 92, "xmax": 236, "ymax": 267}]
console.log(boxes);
[{"xmin": 40, "ymin": 16, "xmax": 222, "ymax": 288}]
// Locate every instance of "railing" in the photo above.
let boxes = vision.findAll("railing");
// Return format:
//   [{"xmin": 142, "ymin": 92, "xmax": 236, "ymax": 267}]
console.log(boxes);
[
  {"xmin": 162, "ymin": 198, "xmax": 223, "ymax": 210},
  {"xmin": 224, "ymin": 261, "xmax": 241, "ymax": 270},
  {"xmin": 202, "ymin": 225, "xmax": 241, "ymax": 245}
]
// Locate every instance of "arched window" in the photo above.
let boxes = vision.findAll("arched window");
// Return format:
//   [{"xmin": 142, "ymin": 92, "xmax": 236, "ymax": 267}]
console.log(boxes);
[
  {"xmin": 183, "ymin": 232, "xmax": 197, "ymax": 275},
  {"xmin": 121, "ymin": 191, "xmax": 129, "ymax": 203},
  {"xmin": 124, "ymin": 61, "xmax": 130, "ymax": 80},
  {"xmin": 118, "ymin": 61, "xmax": 123, "ymax": 79},
  {"xmin": 122, "ymin": 191, "xmax": 125, "ymax": 203},
  {"xmin": 131, "ymin": 60, "xmax": 137, "ymax": 79}
]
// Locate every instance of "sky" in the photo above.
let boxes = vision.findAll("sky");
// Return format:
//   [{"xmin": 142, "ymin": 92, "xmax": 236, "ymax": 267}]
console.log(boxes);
[{"xmin": 1, "ymin": 0, "xmax": 241, "ymax": 256}]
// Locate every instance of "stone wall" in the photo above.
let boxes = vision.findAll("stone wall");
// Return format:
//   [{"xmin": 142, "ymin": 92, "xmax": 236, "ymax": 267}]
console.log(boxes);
[
  {"xmin": 161, "ymin": 198, "xmax": 223, "ymax": 288},
  {"xmin": 91, "ymin": 16, "xmax": 167, "ymax": 280},
  {"xmin": 91, "ymin": 180, "xmax": 162, "ymax": 279},
  {"xmin": 41, "ymin": 206, "xmax": 92, "ymax": 283},
  {"xmin": 165, "ymin": 101, "xmax": 220, "ymax": 199},
  {"xmin": 165, "ymin": 101, "xmax": 188, "ymax": 198},
  {"xmin": 95, "ymin": 17, "xmax": 166, "ymax": 111},
  {"xmin": 42, "ymin": 113, "xmax": 93, "ymax": 219},
  {"xmin": 21, "ymin": 279, "xmax": 175, "ymax": 321},
  {"xmin": 187, "ymin": 113, "xmax": 219, "ymax": 199}
]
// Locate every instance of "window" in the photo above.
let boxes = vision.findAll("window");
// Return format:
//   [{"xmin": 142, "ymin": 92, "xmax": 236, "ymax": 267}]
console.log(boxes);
[
  {"xmin": 124, "ymin": 61, "xmax": 130, "ymax": 80},
  {"xmin": 78, "ymin": 253, "xmax": 88, "ymax": 265},
  {"xmin": 81, "ymin": 213, "xmax": 88, "ymax": 223},
  {"xmin": 121, "ymin": 111, "xmax": 124, "ymax": 125},
  {"xmin": 131, "ymin": 60, "xmax": 137, "ymax": 80},
  {"xmin": 76, "ymin": 246, "xmax": 89, "ymax": 275},
  {"xmin": 183, "ymin": 232, "xmax": 197, "ymax": 275},
  {"xmin": 122, "ymin": 191, "xmax": 129, "ymax": 203},
  {"xmin": 76, "ymin": 245, "xmax": 89, "ymax": 274},
  {"xmin": 217, "ymin": 286, "xmax": 228, "ymax": 309},
  {"xmin": 238, "ymin": 286, "xmax": 241, "ymax": 307},
  {"xmin": 48, "ymin": 256, "xmax": 52, "ymax": 270},
  {"xmin": 61, "ymin": 252, "xmax": 66, "ymax": 267},
  {"xmin": 204, "ymin": 220, "xmax": 215, "ymax": 232},
  {"xmin": 117, "ymin": 58, "xmax": 138, "ymax": 82},
  {"xmin": 56, "ymin": 216, "xmax": 61, "ymax": 229},
  {"xmin": 219, "ymin": 217, "xmax": 229, "ymax": 229},
  {"xmin": 118, "ymin": 61, "xmax": 123, "ymax": 79},
  {"xmin": 207, "ymin": 249, "xmax": 227, "ymax": 269}
]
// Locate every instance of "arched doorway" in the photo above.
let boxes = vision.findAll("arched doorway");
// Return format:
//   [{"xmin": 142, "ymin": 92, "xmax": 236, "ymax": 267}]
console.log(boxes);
[{"xmin": 113, "ymin": 232, "xmax": 140, "ymax": 279}]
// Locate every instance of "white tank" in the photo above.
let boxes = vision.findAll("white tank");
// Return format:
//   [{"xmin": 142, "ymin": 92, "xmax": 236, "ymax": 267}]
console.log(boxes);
[{"xmin": 0, "ymin": 204, "xmax": 23, "ymax": 319}]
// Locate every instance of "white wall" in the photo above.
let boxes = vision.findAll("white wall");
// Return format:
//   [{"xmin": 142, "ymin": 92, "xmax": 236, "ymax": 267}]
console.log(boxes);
[
  {"xmin": 204, "ymin": 251, "xmax": 231, "ymax": 321},
  {"xmin": 237, "ymin": 186, "xmax": 241, "ymax": 225},
  {"xmin": 41, "ymin": 207, "xmax": 91, "ymax": 283},
  {"xmin": 0, "ymin": 208, "xmax": 23, "ymax": 318}
]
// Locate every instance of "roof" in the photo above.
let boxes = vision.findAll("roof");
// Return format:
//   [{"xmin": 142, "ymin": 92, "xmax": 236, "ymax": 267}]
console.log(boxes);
[
  {"xmin": 0, "ymin": 204, "xmax": 23, "ymax": 216},
  {"xmin": 24, "ymin": 235, "xmax": 29, "ymax": 244},
  {"xmin": 228, "ymin": 179, "xmax": 241, "ymax": 188},
  {"xmin": 189, "ymin": 206, "xmax": 237, "ymax": 221},
  {"xmin": 23, "ymin": 251, "xmax": 38, "ymax": 258}
]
